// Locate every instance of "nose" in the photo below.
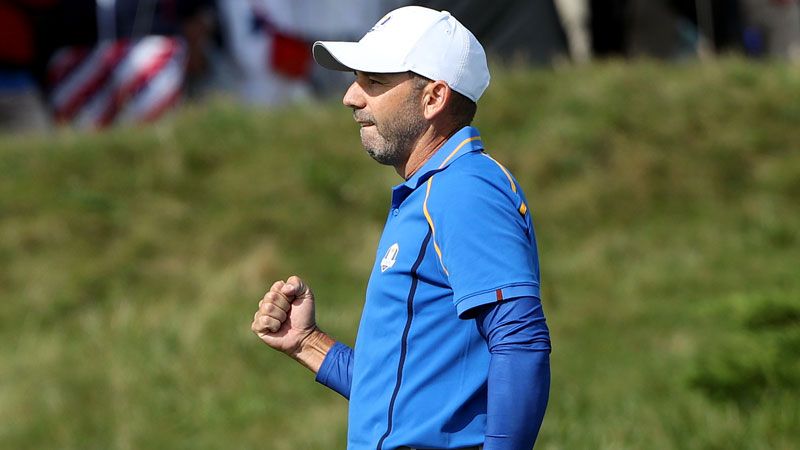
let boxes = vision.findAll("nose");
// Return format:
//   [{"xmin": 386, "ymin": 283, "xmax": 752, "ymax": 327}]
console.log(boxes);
[{"xmin": 343, "ymin": 81, "xmax": 366, "ymax": 109}]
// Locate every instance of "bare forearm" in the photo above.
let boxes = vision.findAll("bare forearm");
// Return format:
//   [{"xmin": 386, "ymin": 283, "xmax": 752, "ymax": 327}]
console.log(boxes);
[{"xmin": 291, "ymin": 327, "xmax": 336, "ymax": 373}]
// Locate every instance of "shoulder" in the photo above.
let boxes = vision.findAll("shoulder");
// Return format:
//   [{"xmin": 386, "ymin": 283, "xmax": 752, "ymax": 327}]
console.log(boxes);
[{"xmin": 427, "ymin": 151, "xmax": 521, "ymax": 207}]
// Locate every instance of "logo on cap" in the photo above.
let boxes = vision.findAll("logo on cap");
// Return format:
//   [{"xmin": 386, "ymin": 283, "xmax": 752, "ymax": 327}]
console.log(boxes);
[{"xmin": 368, "ymin": 15, "xmax": 392, "ymax": 33}]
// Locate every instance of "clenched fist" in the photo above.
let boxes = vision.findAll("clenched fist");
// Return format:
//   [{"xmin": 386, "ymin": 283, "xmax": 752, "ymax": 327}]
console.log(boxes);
[
  {"xmin": 251, "ymin": 276, "xmax": 334, "ymax": 372},
  {"xmin": 252, "ymin": 275, "xmax": 317, "ymax": 354}
]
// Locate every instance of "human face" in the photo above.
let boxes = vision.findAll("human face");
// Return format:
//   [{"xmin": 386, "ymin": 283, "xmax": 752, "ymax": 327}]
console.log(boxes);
[{"xmin": 343, "ymin": 71, "xmax": 427, "ymax": 167}]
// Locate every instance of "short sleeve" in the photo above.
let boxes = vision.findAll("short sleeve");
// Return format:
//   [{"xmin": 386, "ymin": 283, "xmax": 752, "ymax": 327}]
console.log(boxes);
[{"xmin": 426, "ymin": 153, "xmax": 541, "ymax": 318}]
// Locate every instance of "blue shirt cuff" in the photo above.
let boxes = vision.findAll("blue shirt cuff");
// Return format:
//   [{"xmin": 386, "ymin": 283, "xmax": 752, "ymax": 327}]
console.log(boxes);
[{"xmin": 314, "ymin": 341, "xmax": 353, "ymax": 399}]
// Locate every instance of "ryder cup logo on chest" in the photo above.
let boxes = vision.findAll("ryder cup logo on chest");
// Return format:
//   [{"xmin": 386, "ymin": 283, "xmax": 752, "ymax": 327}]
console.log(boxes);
[{"xmin": 381, "ymin": 243, "xmax": 399, "ymax": 272}]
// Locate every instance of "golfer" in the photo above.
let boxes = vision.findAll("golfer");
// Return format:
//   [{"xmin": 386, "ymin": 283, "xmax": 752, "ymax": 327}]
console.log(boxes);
[{"xmin": 252, "ymin": 6, "xmax": 551, "ymax": 450}]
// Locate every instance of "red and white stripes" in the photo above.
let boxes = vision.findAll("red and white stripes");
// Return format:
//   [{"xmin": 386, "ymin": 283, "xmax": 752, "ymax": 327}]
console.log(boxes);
[{"xmin": 47, "ymin": 36, "xmax": 187, "ymax": 129}]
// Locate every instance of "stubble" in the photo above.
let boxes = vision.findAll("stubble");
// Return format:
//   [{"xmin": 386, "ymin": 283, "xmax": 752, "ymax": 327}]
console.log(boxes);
[{"xmin": 356, "ymin": 92, "xmax": 427, "ymax": 167}]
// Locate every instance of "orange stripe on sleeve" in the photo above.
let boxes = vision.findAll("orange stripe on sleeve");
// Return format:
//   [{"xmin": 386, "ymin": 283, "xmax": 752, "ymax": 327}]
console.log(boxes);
[{"xmin": 483, "ymin": 153, "xmax": 528, "ymax": 217}]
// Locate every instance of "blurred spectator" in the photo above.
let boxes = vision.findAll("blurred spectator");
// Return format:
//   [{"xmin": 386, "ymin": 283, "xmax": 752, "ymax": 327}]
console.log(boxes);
[
  {"xmin": 216, "ymin": 0, "xmax": 311, "ymax": 105},
  {"xmin": 590, "ymin": 0, "xmax": 629, "ymax": 57},
  {"xmin": 628, "ymin": 0, "xmax": 687, "ymax": 58},
  {"xmin": 555, "ymin": 0, "xmax": 592, "ymax": 63},
  {"xmin": 114, "ymin": 0, "xmax": 231, "ymax": 99},
  {"xmin": 216, "ymin": 0, "xmax": 383, "ymax": 105},
  {"xmin": 0, "ymin": 0, "xmax": 58, "ymax": 134},
  {"xmin": 670, "ymin": 0, "xmax": 744, "ymax": 53},
  {"xmin": 414, "ymin": 0, "xmax": 569, "ymax": 65},
  {"xmin": 591, "ymin": 0, "xmax": 745, "ymax": 59},
  {"xmin": 179, "ymin": 2, "xmax": 234, "ymax": 99},
  {"xmin": 591, "ymin": 0, "xmax": 689, "ymax": 59},
  {"xmin": 296, "ymin": 1, "xmax": 388, "ymax": 98},
  {"xmin": 6, "ymin": 0, "xmax": 796, "ymax": 134},
  {"xmin": 740, "ymin": 0, "xmax": 800, "ymax": 59}
]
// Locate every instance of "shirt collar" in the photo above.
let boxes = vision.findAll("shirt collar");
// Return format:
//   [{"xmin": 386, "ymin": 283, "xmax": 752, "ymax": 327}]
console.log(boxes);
[{"xmin": 398, "ymin": 126, "xmax": 484, "ymax": 191}]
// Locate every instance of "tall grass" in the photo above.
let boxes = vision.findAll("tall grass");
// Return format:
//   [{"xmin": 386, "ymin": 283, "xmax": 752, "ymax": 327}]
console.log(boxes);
[{"xmin": 1, "ymin": 59, "xmax": 798, "ymax": 449}]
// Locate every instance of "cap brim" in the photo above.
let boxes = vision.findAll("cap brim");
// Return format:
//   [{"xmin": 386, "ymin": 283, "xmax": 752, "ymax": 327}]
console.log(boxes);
[{"xmin": 313, "ymin": 41, "xmax": 406, "ymax": 74}]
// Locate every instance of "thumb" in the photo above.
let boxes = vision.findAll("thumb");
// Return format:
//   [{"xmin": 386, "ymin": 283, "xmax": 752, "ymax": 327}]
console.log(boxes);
[{"xmin": 281, "ymin": 276, "xmax": 312, "ymax": 301}]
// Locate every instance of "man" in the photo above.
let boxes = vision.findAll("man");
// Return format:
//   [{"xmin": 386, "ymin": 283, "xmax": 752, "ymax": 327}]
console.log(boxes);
[{"xmin": 251, "ymin": 6, "xmax": 551, "ymax": 450}]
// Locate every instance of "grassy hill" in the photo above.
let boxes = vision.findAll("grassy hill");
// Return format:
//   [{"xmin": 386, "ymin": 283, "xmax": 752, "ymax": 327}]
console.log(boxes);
[{"xmin": 1, "ymin": 59, "xmax": 798, "ymax": 449}]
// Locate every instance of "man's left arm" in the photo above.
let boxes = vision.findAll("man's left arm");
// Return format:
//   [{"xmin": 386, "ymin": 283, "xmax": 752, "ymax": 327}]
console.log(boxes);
[
  {"xmin": 473, "ymin": 296, "xmax": 551, "ymax": 450},
  {"xmin": 427, "ymin": 156, "xmax": 551, "ymax": 447}
]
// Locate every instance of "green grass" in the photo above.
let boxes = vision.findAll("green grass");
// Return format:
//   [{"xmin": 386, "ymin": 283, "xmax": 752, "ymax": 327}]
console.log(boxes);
[{"xmin": 1, "ymin": 58, "xmax": 799, "ymax": 449}]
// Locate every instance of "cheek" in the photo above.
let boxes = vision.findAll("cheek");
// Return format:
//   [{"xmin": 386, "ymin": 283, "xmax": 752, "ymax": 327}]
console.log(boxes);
[
  {"xmin": 370, "ymin": 94, "xmax": 402, "ymax": 123},
  {"xmin": 368, "ymin": 104, "xmax": 384, "ymax": 125}
]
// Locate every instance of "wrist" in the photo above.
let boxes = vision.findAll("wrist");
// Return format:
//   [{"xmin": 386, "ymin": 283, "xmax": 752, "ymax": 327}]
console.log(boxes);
[{"xmin": 291, "ymin": 327, "xmax": 335, "ymax": 373}]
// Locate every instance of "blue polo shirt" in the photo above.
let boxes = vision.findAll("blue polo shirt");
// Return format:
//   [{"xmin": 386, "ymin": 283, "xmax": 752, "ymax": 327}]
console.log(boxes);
[{"xmin": 345, "ymin": 126, "xmax": 541, "ymax": 449}]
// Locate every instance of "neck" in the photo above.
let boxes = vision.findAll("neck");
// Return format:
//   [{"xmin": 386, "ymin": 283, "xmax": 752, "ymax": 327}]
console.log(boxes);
[{"xmin": 397, "ymin": 125, "xmax": 460, "ymax": 179}]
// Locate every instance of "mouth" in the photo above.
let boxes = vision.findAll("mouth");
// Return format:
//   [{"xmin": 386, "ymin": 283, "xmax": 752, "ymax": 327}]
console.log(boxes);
[{"xmin": 354, "ymin": 112, "xmax": 375, "ymax": 128}]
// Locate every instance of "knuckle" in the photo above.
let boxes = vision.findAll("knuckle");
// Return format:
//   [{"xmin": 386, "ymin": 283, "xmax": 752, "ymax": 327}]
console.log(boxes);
[
  {"xmin": 271, "ymin": 295, "xmax": 287, "ymax": 309},
  {"xmin": 271, "ymin": 312, "xmax": 285, "ymax": 323}
]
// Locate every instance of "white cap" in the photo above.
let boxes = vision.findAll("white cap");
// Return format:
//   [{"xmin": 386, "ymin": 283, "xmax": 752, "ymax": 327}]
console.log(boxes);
[{"xmin": 313, "ymin": 6, "xmax": 490, "ymax": 102}]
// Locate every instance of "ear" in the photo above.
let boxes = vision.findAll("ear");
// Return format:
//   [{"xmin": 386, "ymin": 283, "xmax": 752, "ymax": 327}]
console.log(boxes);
[{"xmin": 421, "ymin": 80, "xmax": 451, "ymax": 121}]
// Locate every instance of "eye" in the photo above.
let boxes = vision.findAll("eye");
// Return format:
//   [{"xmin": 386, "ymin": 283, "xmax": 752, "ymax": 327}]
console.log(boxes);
[{"xmin": 368, "ymin": 78, "xmax": 384, "ymax": 86}]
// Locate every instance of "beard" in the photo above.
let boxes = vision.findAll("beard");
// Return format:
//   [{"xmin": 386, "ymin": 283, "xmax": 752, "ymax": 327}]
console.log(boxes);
[{"xmin": 355, "ymin": 95, "xmax": 427, "ymax": 167}]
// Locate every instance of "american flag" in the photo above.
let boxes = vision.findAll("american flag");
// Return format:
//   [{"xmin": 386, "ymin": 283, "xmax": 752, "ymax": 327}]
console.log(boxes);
[{"xmin": 47, "ymin": 36, "xmax": 187, "ymax": 129}]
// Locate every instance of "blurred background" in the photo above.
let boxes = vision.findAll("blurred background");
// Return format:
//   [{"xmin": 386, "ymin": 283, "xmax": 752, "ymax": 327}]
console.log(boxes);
[
  {"xmin": 0, "ymin": 0, "xmax": 798, "ymax": 449},
  {"xmin": 2, "ymin": 0, "xmax": 800, "ymax": 132}
]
